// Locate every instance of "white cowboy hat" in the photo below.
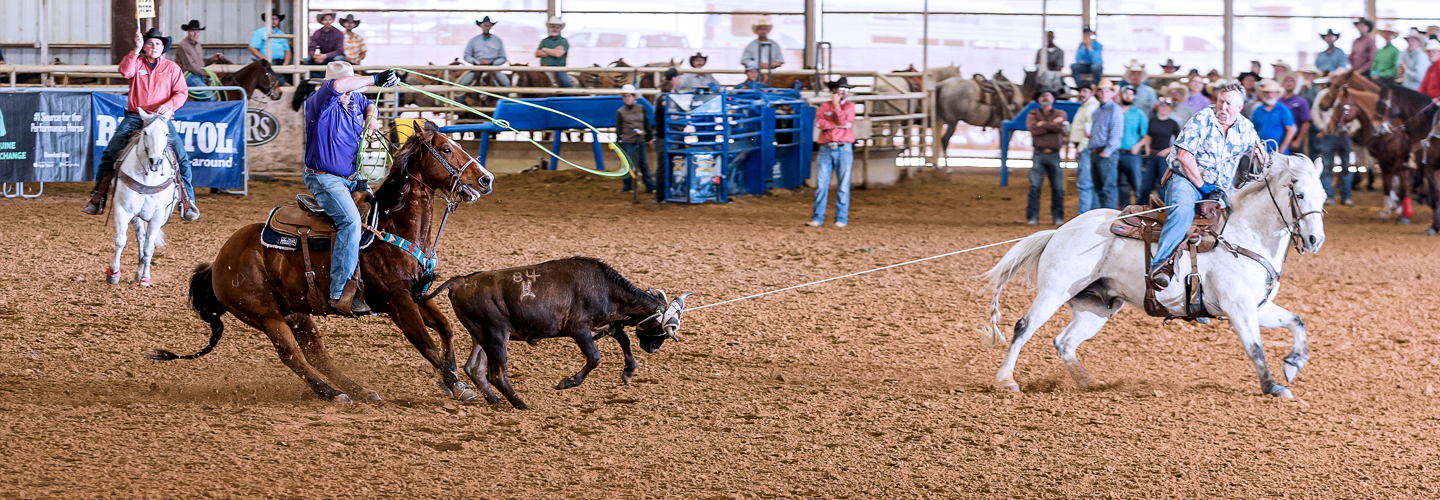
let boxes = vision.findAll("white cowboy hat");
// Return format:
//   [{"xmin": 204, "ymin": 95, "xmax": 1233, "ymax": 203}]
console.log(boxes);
[
  {"xmin": 620, "ymin": 84, "xmax": 637, "ymax": 95},
  {"xmin": 325, "ymin": 61, "xmax": 355, "ymax": 80},
  {"xmin": 1271, "ymin": 59, "xmax": 1289, "ymax": 68},
  {"xmin": 1428, "ymin": 39, "xmax": 1440, "ymax": 52},
  {"xmin": 1124, "ymin": 59, "xmax": 1145, "ymax": 73},
  {"xmin": 546, "ymin": 16, "xmax": 565, "ymax": 26},
  {"xmin": 751, "ymin": 17, "xmax": 774, "ymax": 32},
  {"xmin": 1405, "ymin": 28, "xmax": 1426, "ymax": 41}
]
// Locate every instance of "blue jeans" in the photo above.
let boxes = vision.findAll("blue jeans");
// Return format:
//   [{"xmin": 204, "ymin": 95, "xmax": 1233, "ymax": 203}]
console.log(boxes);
[
  {"xmin": 1314, "ymin": 134, "xmax": 1352, "ymax": 201},
  {"xmin": 1027, "ymin": 152, "xmax": 1064, "ymax": 221},
  {"xmin": 1074, "ymin": 145, "xmax": 1097, "ymax": 213},
  {"xmin": 812, "ymin": 143, "xmax": 854, "ymax": 224},
  {"xmin": 618, "ymin": 141, "xmax": 654, "ymax": 192},
  {"xmin": 303, "ymin": 172, "xmax": 364, "ymax": 299},
  {"xmin": 185, "ymin": 73, "xmax": 214, "ymax": 102},
  {"xmin": 460, "ymin": 70, "xmax": 511, "ymax": 87},
  {"xmin": 1139, "ymin": 154, "xmax": 1168, "ymax": 203},
  {"xmin": 1116, "ymin": 151, "xmax": 1143, "ymax": 208},
  {"xmin": 1090, "ymin": 150, "xmax": 1119, "ymax": 209},
  {"xmin": 1070, "ymin": 63, "xmax": 1104, "ymax": 85},
  {"xmin": 552, "ymin": 70, "xmax": 574, "ymax": 88},
  {"xmin": 96, "ymin": 113, "xmax": 195, "ymax": 201},
  {"xmin": 1150, "ymin": 178, "xmax": 1202, "ymax": 269}
]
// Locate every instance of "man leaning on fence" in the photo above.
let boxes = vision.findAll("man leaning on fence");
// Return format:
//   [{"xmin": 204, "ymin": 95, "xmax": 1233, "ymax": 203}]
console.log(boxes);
[
  {"xmin": 1026, "ymin": 89, "xmax": 1066, "ymax": 226},
  {"xmin": 808, "ymin": 77, "xmax": 856, "ymax": 228},
  {"xmin": 84, "ymin": 28, "xmax": 198, "ymax": 221},
  {"xmin": 249, "ymin": 11, "xmax": 291, "ymax": 83},
  {"xmin": 616, "ymin": 85, "xmax": 655, "ymax": 193},
  {"xmin": 176, "ymin": 20, "xmax": 220, "ymax": 102},
  {"xmin": 536, "ymin": 17, "xmax": 573, "ymax": 88}
]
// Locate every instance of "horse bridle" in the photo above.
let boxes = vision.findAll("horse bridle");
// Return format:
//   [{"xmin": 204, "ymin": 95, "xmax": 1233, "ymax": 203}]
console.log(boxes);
[{"xmin": 1263, "ymin": 174, "xmax": 1324, "ymax": 255}]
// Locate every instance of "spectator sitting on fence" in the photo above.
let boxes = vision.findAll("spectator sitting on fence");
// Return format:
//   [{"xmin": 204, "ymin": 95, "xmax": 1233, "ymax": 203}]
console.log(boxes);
[
  {"xmin": 305, "ymin": 13, "xmax": 347, "ymax": 79},
  {"xmin": 741, "ymin": 18, "xmax": 784, "ymax": 70},
  {"xmin": 249, "ymin": 11, "xmax": 291, "ymax": 83},
  {"xmin": 176, "ymin": 20, "xmax": 220, "ymax": 102},
  {"xmin": 737, "ymin": 63, "xmax": 766, "ymax": 90},
  {"xmin": 1316, "ymin": 29, "xmax": 1348, "ymax": 75},
  {"xmin": 462, "ymin": 16, "xmax": 509, "ymax": 87},
  {"xmin": 340, "ymin": 15, "xmax": 367, "ymax": 65},
  {"xmin": 85, "ymin": 27, "xmax": 199, "ymax": 221},
  {"xmin": 1071, "ymin": 25, "xmax": 1104, "ymax": 86},
  {"xmin": 616, "ymin": 85, "xmax": 655, "ymax": 194},
  {"xmin": 677, "ymin": 52, "xmax": 719, "ymax": 91},
  {"xmin": 1160, "ymin": 59, "xmax": 1180, "ymax": 75},
  {"xmin": 1372, "ymin": 24, "xmax": 1402, "ymax": 82},
  {"xmin": 536, "ymin": 16, "xmax": 573, "ymax": 88},
  {"xmin": 1025, "ymin": 89, "xmax": 1067, "ymax": 226},
  {"xmin": 1036, "ymin": 31, "xmax": 1064, "ymax": 73},
  {"xmin": 808, "ymin": 77, "xmax": 856, "ymax": 228}
]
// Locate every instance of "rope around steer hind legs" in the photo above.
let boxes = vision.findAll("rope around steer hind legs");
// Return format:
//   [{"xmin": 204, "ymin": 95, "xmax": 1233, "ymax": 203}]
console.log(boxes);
[
  {"xmin": 682, "ymin": 203, "xmax": 1187, "ymax": 313},
  {"xmin": 382, "ymin": 68, "xmax": 635, "ymax": 183}
]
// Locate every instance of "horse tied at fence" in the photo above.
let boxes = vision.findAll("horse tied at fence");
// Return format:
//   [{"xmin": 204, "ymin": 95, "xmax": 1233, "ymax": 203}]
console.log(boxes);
[{"xmin": 419, "ymin": 257, "xmax": 692, "ymax": 409}]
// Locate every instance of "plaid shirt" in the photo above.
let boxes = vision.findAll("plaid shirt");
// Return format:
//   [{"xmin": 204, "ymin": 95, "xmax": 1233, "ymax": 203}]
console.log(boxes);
[
  {"xmin": 343, "ymin": 30, "xmax": 367, "ymax": 64},
  {"xmin": 1168, "ymin": 106, "xmax": 1259, "ymax": 188}
]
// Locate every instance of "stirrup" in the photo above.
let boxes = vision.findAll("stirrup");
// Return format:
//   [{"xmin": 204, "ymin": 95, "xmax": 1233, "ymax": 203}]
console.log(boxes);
[{"xmin": 1148, "ymin": 265, "xmax": 1172, "ymax": 289}]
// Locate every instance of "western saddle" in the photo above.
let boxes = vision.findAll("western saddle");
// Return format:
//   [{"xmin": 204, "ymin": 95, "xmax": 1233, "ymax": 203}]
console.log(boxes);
[
  {"xmin": 1109, "ymin": 191, "xmax": 1228, "ymax": 320},
  {"xmin": 261, "ymin": 192, "xmax": 378, "ymax": 314}
]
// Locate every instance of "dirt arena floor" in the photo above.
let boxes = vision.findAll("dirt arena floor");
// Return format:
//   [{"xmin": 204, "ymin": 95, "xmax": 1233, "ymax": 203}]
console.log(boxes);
[{"xmin": 2, "ymin": 168, "xmax": 1438, "ymax": 499}]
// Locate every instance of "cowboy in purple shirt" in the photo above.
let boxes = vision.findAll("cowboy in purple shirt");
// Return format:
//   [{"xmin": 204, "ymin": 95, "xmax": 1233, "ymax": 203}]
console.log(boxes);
[
  {"xmin": 303, "ymin": 13, "xmax": 347, "ymax": 77},
  {"xmin": 1276, "ymin": 72, "xmax": 1312, "ymax": 154}
]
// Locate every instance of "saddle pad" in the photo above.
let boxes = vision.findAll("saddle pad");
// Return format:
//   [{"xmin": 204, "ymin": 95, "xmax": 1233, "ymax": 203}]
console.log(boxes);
[
  {"xmin": 260, "ymin": 202, "xmax": 377, "ymax": 252},
  {"xmin": 1110, "ymin": 204, "xmax": 1219, "ymax": 254}
]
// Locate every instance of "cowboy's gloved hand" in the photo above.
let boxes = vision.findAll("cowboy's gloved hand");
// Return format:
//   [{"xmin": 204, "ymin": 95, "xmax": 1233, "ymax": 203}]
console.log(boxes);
[
  {"xmin": 373, "ymin": 70, "xmax": 400, "ymax": 88},
  {"xmin": 1198, "ymin": 183, "xmax": 1219, "ymax": 196}
]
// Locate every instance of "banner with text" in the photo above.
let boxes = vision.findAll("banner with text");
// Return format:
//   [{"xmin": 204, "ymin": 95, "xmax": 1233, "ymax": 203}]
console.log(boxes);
[
  {"xmin": 0, "ymin": 92, "xmax": 94, "ymax": 183},
  {"xmin": 92, "ymin": 92, "xmax": 246, "ymax": 189}
]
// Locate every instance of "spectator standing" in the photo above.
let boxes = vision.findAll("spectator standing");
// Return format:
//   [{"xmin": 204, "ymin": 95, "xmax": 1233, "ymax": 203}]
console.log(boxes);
[
  {"xmin": 1088, "ymin": 80, "xmax": 1125, "ymax": 209},
  {"xmin": 1071, "ymin": 26, "xmax": 1104, "ymax": 86},
  {"xmin": 1311, "ymin": 87, "xmax": 1354, "ymax": 205},
  {"xmin": 1036, "ymin": 31, "xmax": 1064, "ymax": 72},
  {"xmin": 808, "ymin": 77, "xmax": 856, "ymax": 228},
  {"xmin": 1270, "ymin": 59, "xmax": 1291, "ymax": 78},
  {"xmin": 1350, "ymin": 18, "xmax": 1377, "ymax": 76},
  {"xmin": 615, "ymin": 85, "xmax": 655, "ymax": 193},
  {"xmin": 306, "ymin": 13, "xmax": 346, "ymax": 67},
  {"xmin": 463, "ymin": 16, "xmax": 510, "ymax": 87},
  {"xmin": 1399, "ymin": 28, "xmax": 1431, "ymax": 91},
  {"xmin": 339, "ymin": 15, "xmax": 366, "ymax": 65},
  {"xmin": 1371, "ymin": 24, "xmax": 1401, "ymax": 81},
  {"xmin": 1116, "ymin": 84, "xmax": 1147, "ymax": 207},
  {"xmin": 1068, "ymin": 84, "xmax": 1100, "ymax": 213},
  {"xmin": 1277, "ymin": 73, "xmax": 1312, "ymax": 155},
  {"xmin": 741, "ymin": 19, "xmax": 784, "ymax": 70},
  {"xmin": 1159, "ymin": 59, "xmax": 1181, "ymax": 75},
  {"xmin": 176, "ymin": 20, "xmax": 217, "ymax": 102},
  {"xmin": 1205, "ymin": 69, "xmax": 1222, "ymax": 84},
  {"xmin": 1162, "ymin": 82, "xmax": 1194, "ymax": 127},
  {"xmin": 1316, "ymin": 29, "xmax": 1347, "ymax": 74},
  {"xmin": 1123, "ymin": 60, "xmax": 1157, "ymax": 116},
  {"xmin": 1251, "ymin": 80, "xmax": 1296, "ymax": 154},
  {"xmin": 1421, "ymin": 39, "xmax": 1440, "ymax": 101},
  {"xmin": 1183, "ymin": 77, "xmax": 1210, "ymax": 114},
  {"xmin": 249, "ymin": 11, "xmax": 292, "ymax": 81},
  {"xmin": 1297, "ymin": 65, "xmax": 1323, "ymax": 103},
  {"xmin": 1138, "ymin": 98, "xmax": 1181, "ymax": 203},
  {"xmin": 1025, "ymin": 90, "xmax": 1067, "ymax": 225},
  {"xmin": 677, "ymin": 52, "xmax": 719, "ymax": 91},
  {"xmin": 536, "ymin": 17, "xmax": 573, "ymax": 88}
]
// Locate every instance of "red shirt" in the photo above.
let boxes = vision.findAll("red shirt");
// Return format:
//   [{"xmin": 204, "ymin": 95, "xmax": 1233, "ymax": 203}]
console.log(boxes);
[
  {"xmin": 1420, "ymin": 62, "xmax": 1440, "ymax": 99},
  {"xmin": 816, "ymin": 100, "xmax": 855, "ymax": 144},
  {"xmin": 118, "ymin": 52, "xmax": 188, "ymax": 114}
]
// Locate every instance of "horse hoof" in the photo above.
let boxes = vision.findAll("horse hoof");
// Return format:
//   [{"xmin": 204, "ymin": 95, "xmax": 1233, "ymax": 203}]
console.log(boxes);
[
  {"xmin": 556, "ymin": 378, "xmax": 581, "ymax": 390},
  {"xmin": 139, "ymin": 278, "xmax": 152, "ymax": 287},
  {"xmin": 365, "ymin": 392, "xmax": 382, "ymax": 402},
  {"xmin": 998, "ymin": 380, "xmax": 1022, "ymax": 393},
  {"xmin": 1398, "ymin": 217, "xmax": 1412, "ymax": 225},
  {"xmin": 452, "ymin": 382, "xmax": 478, "ymax": 401},
  {"xmin": 1267, "ymin": 385, "xmax": 1293, "ymax": 399},
  {"xmin": 622, "ymin": 373, "xmax": 634, "ymax": 385},
  {"xmin": 106, "ymin": 268, "xmax": 120, "ymax": 285},
  {"xmin": 484, "ymin": 393, "xmax": 501, "ymax": 404},
  {"xmin": 1427, "ymin": 227, "xmax": 1439, "ymax": 236},
  {"xmin": 333, "ymin": 393, "xmax": 353, "ymax": 404}
]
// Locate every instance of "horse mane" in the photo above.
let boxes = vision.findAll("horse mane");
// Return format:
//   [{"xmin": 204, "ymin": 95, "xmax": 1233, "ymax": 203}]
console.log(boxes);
[
  {"xmin": 1381, "ymin": 84, "xmax": 1437, "ymax": 125},
  {"xmin": 374, "ymin": 124, "xmax": 432, "ymax": 213}
]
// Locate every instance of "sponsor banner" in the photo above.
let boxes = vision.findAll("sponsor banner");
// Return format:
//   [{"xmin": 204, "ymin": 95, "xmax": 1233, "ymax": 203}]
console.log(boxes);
[
  {"xmin": 0, "ymin": 92, "xmax": 94, "ymax": 183},
  {"xmin": 92, "ymin": 92, "xmax": 246, "ymax": 189}
]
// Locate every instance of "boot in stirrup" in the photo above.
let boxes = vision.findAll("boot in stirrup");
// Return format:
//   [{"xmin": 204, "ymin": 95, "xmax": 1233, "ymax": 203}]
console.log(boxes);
[
  {"xmin": 82, "ymin": 173, "xmax": 115, "ymax": 215},
  {"xmin": 329, "ymin": 279, "xmax": 371, "ymax": 316}
]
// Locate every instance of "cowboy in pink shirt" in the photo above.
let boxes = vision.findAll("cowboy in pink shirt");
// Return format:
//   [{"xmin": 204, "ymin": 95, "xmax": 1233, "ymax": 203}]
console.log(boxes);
[
  {"xmin": 808, "ymin": 77, "xmax": 858, "ymax": 227},
  {"xmin": 84, "ymin": 27, "xmax": 199, "ymax": 220}
]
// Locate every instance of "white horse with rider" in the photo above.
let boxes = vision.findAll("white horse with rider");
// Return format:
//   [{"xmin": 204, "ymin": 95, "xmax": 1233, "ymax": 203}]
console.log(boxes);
[
  {"xmin": 106, "ymin": 108, "xmax": 180, "ymax": 287},
  {"xmin": 981, "ymin": 153, "xmax": 1327, "ymax": 398}
]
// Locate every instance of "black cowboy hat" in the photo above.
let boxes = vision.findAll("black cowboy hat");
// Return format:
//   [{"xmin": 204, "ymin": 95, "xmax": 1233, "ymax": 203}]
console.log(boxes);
[
  {"xmin": 1319, "ymin": 28, "xmax": 1340, "ymax": 39},
  {"xmin": 339, "ymin": 14, "xmax": 361, "ymax": 27},
  {"xmin": 316, "ymin": 12, "xmax": 336, "ymax": 23},
  {"xmin": 261, "ymin": 10, "xmax": 285, "ymax": 22},
  {"xmin": 179, "ymin": 20, "xmax": 205, "ymax": 32},
  {"xmin": 689, "ymin": 52, "xmax": 708, "ymax": 66},
  {"xmin": 141, "ymin": 28, "xmax": 172, "ymax": 53},
  {"xmin": 1354, "ymin": 17, "xmax": 1374, "ymax": 31},
  {"xmin": 1161, "ymin": 58, "xmax": 1180, "ymax": 70},
  {"xmin": 1033, "ymin": 89, "xmax": 1055, "ymax": 100},
  {"xmin": 825, "ymin": 76, "xmax": 854, "ymax": 91},
  {"xmin": 476, "ymin": 16, "xmax": 496, "ymax": 26}
]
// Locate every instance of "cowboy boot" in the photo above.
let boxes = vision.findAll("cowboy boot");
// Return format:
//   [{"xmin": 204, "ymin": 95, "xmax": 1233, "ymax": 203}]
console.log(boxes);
[
  {"xmin": 181, "ymin": 196, "xmax": 200, "ymax": 221},
  {"xmin": 82, "ymin": 172, "xmax": 116, "ymax": 215},
  {"xmin": 330, "ymin": 279, "xmax": 371, "ymax": 316}
]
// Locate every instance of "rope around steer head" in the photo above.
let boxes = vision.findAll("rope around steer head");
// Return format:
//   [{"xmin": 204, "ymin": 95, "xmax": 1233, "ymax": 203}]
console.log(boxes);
[{"xmin": 383, "ymin": 68, "xmax": 635, "ymax": 182}]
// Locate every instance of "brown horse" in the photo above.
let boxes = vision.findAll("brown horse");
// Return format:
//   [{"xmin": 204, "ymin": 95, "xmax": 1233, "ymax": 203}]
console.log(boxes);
[
  {"xmin": 213, "ymin": 58, "xmax": 283, "ymax": 101},
  {"xmin": 148, "ymin": 120, "xmax": 495, "ymax": 403},
  {"xmin": 768, "ymin": 73, "xmax": 816, "ymax": 90},
  {"xmin": 1371, "ymin": 84, "xmax": 1439, "ymax": 225},
  {"xmin": 1318, "ymin": 69, "xmax": 1381, "ymax": 111}
]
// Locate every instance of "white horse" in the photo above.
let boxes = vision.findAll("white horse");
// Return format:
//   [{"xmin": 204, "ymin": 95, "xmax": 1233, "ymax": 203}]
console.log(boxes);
[
  {"xmin": 981, "ymin": 155, "xmax": 1327, "ymax": 397},
  {"xmin": 107, "ymin": 109, "xmax": 179, "ymax": 287}
]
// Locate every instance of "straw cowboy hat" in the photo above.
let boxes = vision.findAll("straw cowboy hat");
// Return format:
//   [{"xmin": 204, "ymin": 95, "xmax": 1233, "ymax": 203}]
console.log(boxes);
[
  {"xmin": 1297, "ymin": 64, "xmax": 1322, "ymax": 76},
  {"xmin": 179, "ymin": 20, "xmax": 205, "ymax": 32},
  {"xmin": 325, "ymin": 61, "xmax": 355, "ymax": 80},
  {"xmin": 339, "ymin": 14, "xmax": 361, "ymax": 27},
  {"xmin": 1095, "ymin": 79, "xmax": 1118, "ymax": 90},
  {"xmin": 1319, "ymin": 29, "xmax": 1341, "ymax": 40},
  {"xmin": 1376, "ymin": 23, "xmax": 1398, "ymax": 37},
  {"xmin": 261, "ymin": 10, "xmax": 285, "ymax": 22},
  {"xmin": 141, "ymin": 28, "xmax": 172, "ymax": 52},
  {"xmin": 1271, "ymin": 59, "xmax": 1289, "ymax": 69},
  {"xmin": 1257, "ymin": 79, "xmax": 1282, "ymax": 93},
  {"xmin": 752, "ymin": 17, "xmax": 774, "ymax": 33},
  {"xmin": 1124, "ymin": 59, "xmax": 1145, "ymax": 73},
  {"xmin": 1164, "ymin": 81, "xmax": 1189, "ymax": 99},
  {"xmin": 316, "ymin": 12, "xmax": 336, "ymax": 23},
  {"xmin": 1405, "ymin": 28, "xmax": 1426, "ymax": 41},
  {"xmin": 546, "ymin": 16, "xmax": 565, "ymax": 27},
  {"xmin": 1277, "ymin": 71, "xmax": 1307, "ymax": 88},
  {"xmin": 476, "ymin": 16, "xmax": 496, "ymax": 27}
]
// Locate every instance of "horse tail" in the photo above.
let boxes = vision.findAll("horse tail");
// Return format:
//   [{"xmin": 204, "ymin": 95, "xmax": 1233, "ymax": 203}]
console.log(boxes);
[
  {"xmin": 415, "ymin": 274, "xmax": 467, "ymax": 304},
  {"xmin": 146, "ymin": 263, "xmax": 226, "ymax": 361},
  {"xmin": 977, "ymin": 231, "xmax": 1056, "ymax": 347}
]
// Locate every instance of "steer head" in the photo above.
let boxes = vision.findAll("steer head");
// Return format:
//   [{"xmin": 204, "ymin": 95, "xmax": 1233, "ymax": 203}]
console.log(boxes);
[{"xmin": 635, "ymin": 290, "xmax": 693, "ymax": 353}]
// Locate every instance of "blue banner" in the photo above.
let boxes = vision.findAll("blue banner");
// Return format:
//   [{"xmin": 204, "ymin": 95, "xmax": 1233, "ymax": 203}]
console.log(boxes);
[{"xmin": 92, "ymin": 93, "xmax": 246, "ymax": 189}]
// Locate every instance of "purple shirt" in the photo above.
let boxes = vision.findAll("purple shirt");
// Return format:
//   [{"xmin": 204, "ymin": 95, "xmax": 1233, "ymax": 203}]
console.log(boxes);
[
  {"xmin": 1183, "ymin": 94, "xmax": 1211, "ymax": 114},
  {"xmin": 310, "ymin": 26, "xmax": 345, "ymax": 60},
  {"xmin": 303, "ymin": 79, "xmax": 373, "ymax": 177},
  {"xmin": 1278, "ymin": 94, "xmax": 1311, "ymax": 125}
]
